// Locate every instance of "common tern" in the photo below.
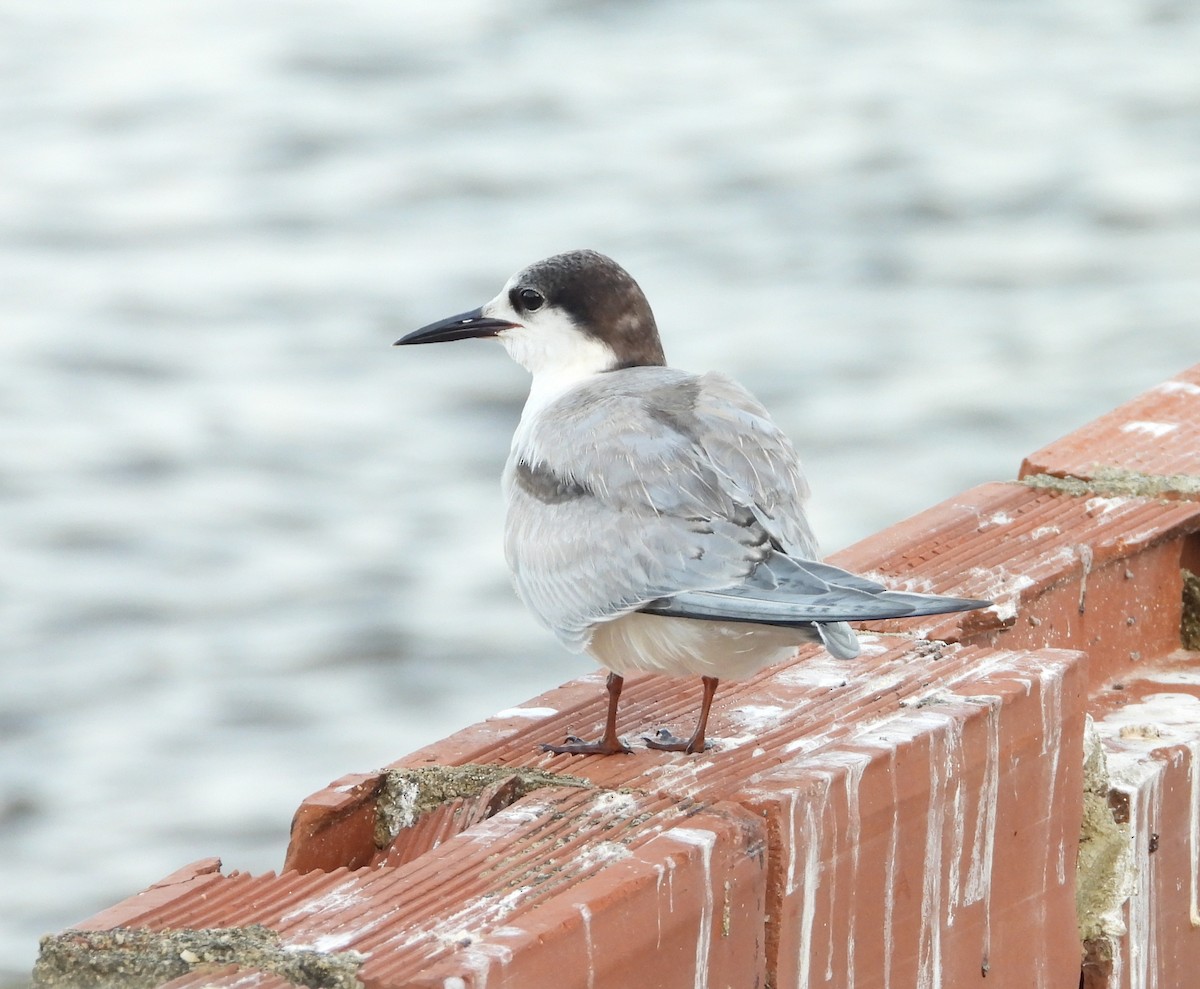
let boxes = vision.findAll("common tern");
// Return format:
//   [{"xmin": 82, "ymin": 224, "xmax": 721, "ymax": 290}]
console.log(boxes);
[{"xmin": 396, "ymin": 250, "xmax": 989, "ymax": 755}]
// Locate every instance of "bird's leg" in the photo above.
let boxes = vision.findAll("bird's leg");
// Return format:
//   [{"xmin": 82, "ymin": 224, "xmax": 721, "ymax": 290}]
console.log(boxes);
[
  {"xmin": 644, "ymin": 676, "xmax": 719, "ymax": 754},
  {"xmin": 541, "ymin": 671, "xmax": 633, "ymax": 756}
]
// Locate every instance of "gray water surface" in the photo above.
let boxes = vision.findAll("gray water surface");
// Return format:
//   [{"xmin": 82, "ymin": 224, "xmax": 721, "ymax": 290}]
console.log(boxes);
[{"xmin": 2, "ymin": 0, "xmax": 1199, "ymax": 979}]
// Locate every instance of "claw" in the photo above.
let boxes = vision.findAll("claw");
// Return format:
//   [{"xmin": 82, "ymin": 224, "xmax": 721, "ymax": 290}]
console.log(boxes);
[
  {"xmin": 541, "ymin": 735, "xmax": 633, "ymax": 756},
  {"xmin": 643, "ymin": 728, "xmax": 711, "ymax": 754},
  {"xmin": 537, "ymin": 671, "xmax": 632, "ymax": 756}
]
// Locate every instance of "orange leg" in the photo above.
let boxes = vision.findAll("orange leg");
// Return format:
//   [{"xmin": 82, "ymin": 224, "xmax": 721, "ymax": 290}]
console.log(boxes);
[
  {"xmin": 644, "ymin": 676, "xmax": 719, "ymax": 754},
  {"xmin": 541, "ymin": 672, "xmax": 632, "ymax": 756}
]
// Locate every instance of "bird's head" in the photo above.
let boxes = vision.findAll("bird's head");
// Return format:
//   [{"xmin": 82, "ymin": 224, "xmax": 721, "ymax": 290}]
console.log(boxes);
[{"xmin": 395, "ymin": 250, "xmax": 666, "ymax": 378}]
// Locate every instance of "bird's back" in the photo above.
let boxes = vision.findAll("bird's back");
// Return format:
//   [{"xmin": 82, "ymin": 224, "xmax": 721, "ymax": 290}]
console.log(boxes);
[{"xmin": 502, "ymin": 366, "xmax": 827, "ymax": 655}]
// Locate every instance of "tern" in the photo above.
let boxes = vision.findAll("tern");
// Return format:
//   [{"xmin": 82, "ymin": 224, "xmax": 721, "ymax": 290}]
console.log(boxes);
[{"xmin": 396, "ymin": 250, "xmax": 989, "ymax": 755}]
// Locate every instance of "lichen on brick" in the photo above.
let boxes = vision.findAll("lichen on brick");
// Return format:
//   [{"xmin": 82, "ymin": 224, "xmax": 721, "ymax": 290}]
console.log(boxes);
[
  {"xmin": 374, "ymin": 764, "xmax": 592, "ymax": 847},
  {"xmin": 1024, "ymin": 466, "xmax": 1200, "ymax": 500},
  {"xmin": 32, "ymin": 925, "xmax": 364, "ymax": 989},
  {"xmin": 1076, "ymin": 720, "xmax": 1134, "ymax": 961},
  {"xmin": 1182, "ymin": 569, "xmax": 1200, "ymax": 651}
]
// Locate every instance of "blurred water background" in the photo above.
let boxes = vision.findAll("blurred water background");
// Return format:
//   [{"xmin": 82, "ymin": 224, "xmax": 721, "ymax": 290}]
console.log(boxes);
[{"xmin": 1, "ymin": 0, "xmax": 1198, "ymax": 980}]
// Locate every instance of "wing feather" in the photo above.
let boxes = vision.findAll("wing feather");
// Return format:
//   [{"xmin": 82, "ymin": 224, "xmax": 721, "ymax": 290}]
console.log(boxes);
[{"xmin": 503, "ymin": 367, "xmax": 986, "ymax": 654}]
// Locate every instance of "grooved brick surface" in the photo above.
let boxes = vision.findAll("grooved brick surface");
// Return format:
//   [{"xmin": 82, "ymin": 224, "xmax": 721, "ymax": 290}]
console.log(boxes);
[
  {"xmin": 1020, "ymin": 363, "xmax": 1200, "ymax": 485},
  {"xmin": 72, "ymin": 796, "xmax": 767, "ymax": 989},
  {"xmin": 34, "ymin": 366, "xmax": 1200, "ymax": 989},
  {"xmin": 829, "ymin": 481, "xmax": 1200, "ymax": 685},
  {"xmin": 740, "ymin": 650, "xmax": 1085, "ymax": 989},
  {"xmin": 57, "ymin": 644, "xmax": 1087, "ymax": 989}
]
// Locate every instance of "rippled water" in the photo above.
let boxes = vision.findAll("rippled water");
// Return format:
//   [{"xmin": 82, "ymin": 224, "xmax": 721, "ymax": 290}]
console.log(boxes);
[{"xmin": 2, "ymin": 0, "xmax": 1198, "ymax": 979}]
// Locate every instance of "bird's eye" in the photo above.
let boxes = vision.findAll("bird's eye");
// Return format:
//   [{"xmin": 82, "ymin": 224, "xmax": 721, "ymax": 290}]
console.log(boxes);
[{"xmin": 518, "ymin": 288, "xmax": 545, "ymax": 312}]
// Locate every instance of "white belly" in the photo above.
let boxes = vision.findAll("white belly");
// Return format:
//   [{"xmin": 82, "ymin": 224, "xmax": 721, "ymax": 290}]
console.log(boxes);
[{"xmin": 585, "ymin": 611, "xmax": 818, "ymax": 680}]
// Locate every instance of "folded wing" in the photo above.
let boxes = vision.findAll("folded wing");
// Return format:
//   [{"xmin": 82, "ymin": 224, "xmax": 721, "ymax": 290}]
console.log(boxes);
[
  {"xmin": 504, "ymin": 367, "xmax": 990, "ymax": 659},
  {"xmin": 640, "ymin": 553, "xmax": 990, "ymax": 625}
]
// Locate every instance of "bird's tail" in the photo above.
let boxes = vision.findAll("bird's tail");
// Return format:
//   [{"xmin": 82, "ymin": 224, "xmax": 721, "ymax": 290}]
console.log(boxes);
[
  {"xmin": 640, "ymin": 554, "xmax": 992, "ymax": 632},
  {"xmin": 816, "ymin": 620, "xmax": 860, "ymax": 660}
]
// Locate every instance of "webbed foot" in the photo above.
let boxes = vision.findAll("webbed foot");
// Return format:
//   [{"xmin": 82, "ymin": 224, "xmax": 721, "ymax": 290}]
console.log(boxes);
[
  {"xmin": 642, "ymin": 728, "xmax": 711, "ymax": 754},
  {"xmin": 540, "ymin": 733, "xmax": 633, "ymax": 756}
]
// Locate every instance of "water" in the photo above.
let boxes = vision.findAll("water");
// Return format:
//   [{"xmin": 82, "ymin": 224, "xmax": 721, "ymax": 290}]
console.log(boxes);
[{"xmin": 2, "ymin": 0, "xmax": 1198, "ymax": 980}]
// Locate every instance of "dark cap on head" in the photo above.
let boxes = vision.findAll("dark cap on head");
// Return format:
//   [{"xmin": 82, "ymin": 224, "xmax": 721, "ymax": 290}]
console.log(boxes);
[{"xmin": 513, "ymin": 250, "xmax": 666, "ymax": 368}]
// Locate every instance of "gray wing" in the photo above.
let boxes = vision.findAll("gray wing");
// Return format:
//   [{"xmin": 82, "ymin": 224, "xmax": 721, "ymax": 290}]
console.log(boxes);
[
  {"xmin": 504, "ymin": 369, "xmax": 805, "ymax": 649},
  {"xmin": 673, "ymin": 372, "xmax": 820, "ymax": 560},
  {"xmin": 641, "ymin": 555, "xmax": 990, "ymax": 624},
  {"xmin": 503, "ymin": 368, "xmax": 986, "ymax": 655}
]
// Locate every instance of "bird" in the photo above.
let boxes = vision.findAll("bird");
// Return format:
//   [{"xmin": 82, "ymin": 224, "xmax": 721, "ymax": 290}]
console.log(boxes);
[{"xmin": 395, "ymin": 250, "xmax": 990, "ymax": 756}]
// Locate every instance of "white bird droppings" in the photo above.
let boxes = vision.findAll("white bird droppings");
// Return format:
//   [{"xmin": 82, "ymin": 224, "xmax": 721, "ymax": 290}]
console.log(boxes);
[
  {"xmin": 1155, "ymin": 380, "xmax": 1200, "ymax": 396},
  {"xmin": 1085, "ymin": 496, "xmax": 1127, "ymax": 517},
  {"xmin": 1120, "ymin": 420, "xmax": 1178, "ymax": 438},
  {"xmin": 668, "ymin": 828, "xmax": 716, "ymax": 989},
  {"xmin": 492, "ymin": 706, "xmax": 559, "ymax": 719}
]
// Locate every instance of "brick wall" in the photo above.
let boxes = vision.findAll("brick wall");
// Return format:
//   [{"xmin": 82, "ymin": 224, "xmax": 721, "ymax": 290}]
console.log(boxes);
[{"xmin": 34, "ymin": 365, "xmax": 1200, "ymax": 989}]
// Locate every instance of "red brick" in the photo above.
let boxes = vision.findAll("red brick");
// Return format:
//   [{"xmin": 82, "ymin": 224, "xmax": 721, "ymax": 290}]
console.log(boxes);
[
  {"xmin": 65, "ymin": 794, "xmax": 766, "ymax": 989},
  {"xmin": 1086, "ymin": 652, "xmax": 1200, "ymax": 989},
  {"xmin": 284, "ymin": 772, "xmax": 385, "ymax": 873},
  {"xmin": 1020, "ymin": 363, "xmax": 1200, "ymax": 486},
  {"xmin": 402, "ymin": 801, "xmax": 767, "ymax": 989},
  {"xmin": 830, "ymin": 481, "xmax": 1200, "ymax": 684},
  {"xmin": 49, "ymin": 642, "xmax": 1089, "ymax": 989},
  {"xmin": 36, "ymin": 366, "xmax": 1200, "ymax": 989},
  {"xmin": 740, "ymin": 648, "xmax": 1086, "ymax": 989}
]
